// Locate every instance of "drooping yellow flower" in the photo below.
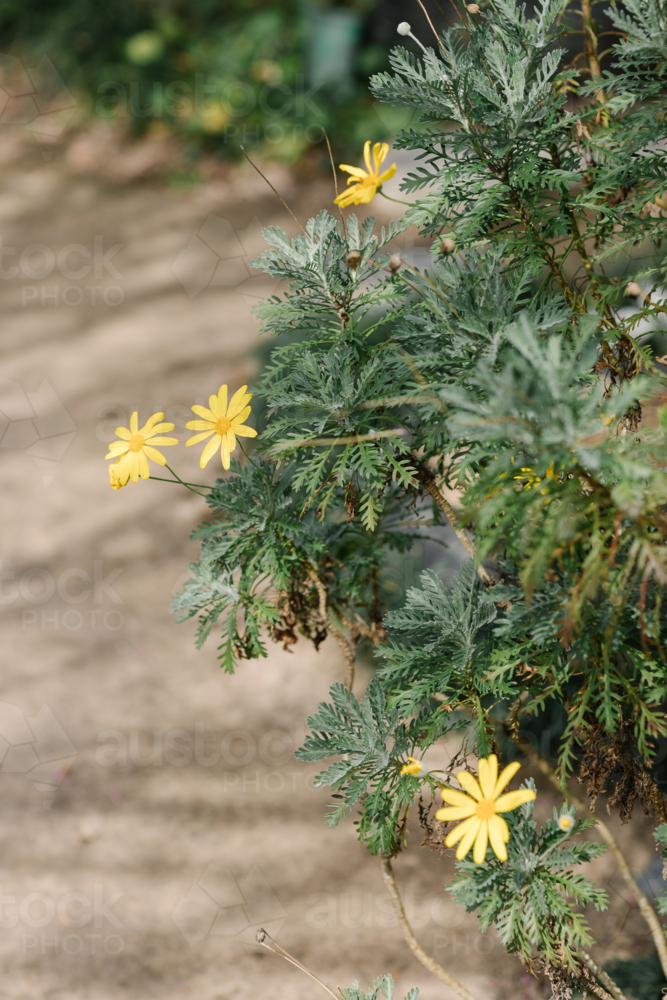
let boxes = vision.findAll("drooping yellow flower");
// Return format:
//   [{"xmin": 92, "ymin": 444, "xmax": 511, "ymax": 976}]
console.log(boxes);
[
  {"xmin": 400, "ymin": 756, "xmax": 429, "ymax": 777},
  {"xmin": 334, "ymin": 141, "xmax": 397, "ymax": 208},
  {"xmin": 435, "ymin": 754, "xmax": 535, "ymax": 864},
  {"xmin": 105, "ymin": 412, "xmax": 178, "ymax": 486},
  {"xmin": 186, "ymin": 384, "xmax": 257, "ymax": 470}
]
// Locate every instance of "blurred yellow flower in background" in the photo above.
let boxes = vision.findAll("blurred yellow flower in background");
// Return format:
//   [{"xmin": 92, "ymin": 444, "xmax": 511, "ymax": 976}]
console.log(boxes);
[
  {"xmin": 105, "ymin": 411, "xmax": 178, "ymax": 486},
  {"xmin": 335, "ymin": 140, "xmax": 397, "ymax": 208},
  {"xmin": 435, "ymin": 754, "xmax": 535, "ymax": 864},
  {"xmin": 186, "ymin": 384, "xmax": 257, "ymax": 470},
  {"xmin": 400, "ymin": 756, "xmax": 429, "ymax": 777}
]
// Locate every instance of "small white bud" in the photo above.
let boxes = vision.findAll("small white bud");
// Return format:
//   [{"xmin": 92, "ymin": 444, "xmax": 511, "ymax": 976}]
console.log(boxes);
[
  {"xmin": 625, "ymin": 281, "xmax": 643, "ymax": 298},
  {"xmin": 558, "ymin": 812, "xmax": 575, "ymax": 832},
  {"xmin": 397, "ymin": 22, "xmax": 412, "ymax": 35},
  {"xmin": 466, "ymin": 4, "xmax": 480, "ymax": 11}
]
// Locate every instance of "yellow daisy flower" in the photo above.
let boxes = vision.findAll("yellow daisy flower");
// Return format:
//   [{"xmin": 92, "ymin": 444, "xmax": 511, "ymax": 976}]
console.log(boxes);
[
  {"xmin": 334, "ymin": 140, "xmax": 397, "ymax": 208},
  {"xmin": 400, "ymin": 756, "xmax": 429, "ymax": 777},
  {"xmin": 105, "ymin": 411, "xmax": 178, "ymax": 486},
  {"xmin": 186, "ymin": 383, "xmax": 257, "ymax": 470},
  {"xmin": 435, "ymin": 754, "xmax": 536, "ymax": 864}
]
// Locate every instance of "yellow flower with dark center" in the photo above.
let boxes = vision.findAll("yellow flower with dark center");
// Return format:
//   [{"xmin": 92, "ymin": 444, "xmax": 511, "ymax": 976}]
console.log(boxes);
[
  {"xmin": 105, "ymin": 412, "xmax": 178, "ymax": 486},
  {"xmin": 186, "ymin": 384, "xmax": 257, "ymax": 470},
  {"xmin": 334, "ymin": 141, "xmax": 397, "ymax": 208},
  {"xmin": 435, "ymin": 754, "xmax": 535, "ymax": 864},
  {"xmin": 400, "ymin": 756, "xmax": 428, "ymax": 777}
]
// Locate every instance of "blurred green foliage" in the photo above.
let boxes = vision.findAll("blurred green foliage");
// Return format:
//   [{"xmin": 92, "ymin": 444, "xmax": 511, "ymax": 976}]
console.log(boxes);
[{"xmin": 0, "ymin": 0, "xmax": 407, "ymax": 162}]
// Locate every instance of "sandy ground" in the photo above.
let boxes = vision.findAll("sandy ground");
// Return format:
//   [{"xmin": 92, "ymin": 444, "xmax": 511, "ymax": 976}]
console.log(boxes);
[{"xmin": 0, "ymin": 129, "xmax": 661, "ymax": 1000}]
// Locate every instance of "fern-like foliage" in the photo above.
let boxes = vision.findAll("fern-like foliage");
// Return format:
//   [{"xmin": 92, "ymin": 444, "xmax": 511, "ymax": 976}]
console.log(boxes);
[{"xmin": 449, "ymin": 787, "xmax": 607, "ymax": 972}]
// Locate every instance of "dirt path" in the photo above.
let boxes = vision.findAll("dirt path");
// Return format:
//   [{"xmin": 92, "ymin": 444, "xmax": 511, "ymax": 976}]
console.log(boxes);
[{"xmin": 0, "ymin": 137, "xmax": 657, "ymax": 1000}]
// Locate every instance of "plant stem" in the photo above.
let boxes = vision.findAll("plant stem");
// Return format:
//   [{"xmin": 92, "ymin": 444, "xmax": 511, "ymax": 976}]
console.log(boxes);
[
  {"xmin": 415, "ymin": 465, "xmax": 492, "ymax": 586},
  {"xmin": 165, "ymin": 464, "xmax": 209, "ymax": 496},
  {"xmin": 255, "ymin": 928, "xmax": 340, "ymax": 999},
  {"xmin": 580, "ymin": 950, "xmax": 627, "ymax": 1000},
  {"xmin": 307, "ymin": 564, "xmax": 356, "ymax": 692},
  {"xmin": 514, "ymin": 735, "xmax": 667, "ymax": 978},
  {"xmin": 381, "ymin": 856, "xmax": 481, "ymax": 1000},
  {"xmin": 379, "ymin": 190, "xmax": 415, "ymax": 207}
]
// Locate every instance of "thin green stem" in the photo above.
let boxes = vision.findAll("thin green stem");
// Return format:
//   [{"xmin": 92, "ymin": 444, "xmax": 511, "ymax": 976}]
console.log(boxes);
[
  {"xmin": 149, "ymin": 465, "xmax": 210, "ymax": 496},
  {"xmin": 379, "ymin": 190, "xmax": 414, "ymax": 207}
]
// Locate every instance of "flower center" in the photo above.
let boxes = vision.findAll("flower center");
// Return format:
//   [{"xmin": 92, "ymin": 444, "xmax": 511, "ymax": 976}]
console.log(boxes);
[
  {"xmin": 128, "ymin": 434, "xmax": 145, "ymax": 453},
  {"xmin": 475, "ymin": 798, "xmax": 497, "ymax": 820},
  {"xmin": 215, "ymin": 416, "xmax": 232, "ymax": 435}
]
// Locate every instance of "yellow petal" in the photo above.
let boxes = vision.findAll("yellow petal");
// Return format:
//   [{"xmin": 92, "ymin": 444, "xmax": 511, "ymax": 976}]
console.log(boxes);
[
  {"xmin": 434, "ymin": 805, "xmax": 477, "ymax": 821},
  {"xmin": 488, "ymin": 815, "xmax": 509, "ymax": 860},
  {"xmin": 217, "ymin": 384, "xmax": 228, "ymax": 414},
  {"xmin": 440, "ymin": 787, "xmax": 477, "ymax": 809},
  {"xmin": 221, "ymin": 439, "xmax": 231, "ymax": 469},
  {"xmin": 138, "ymin": 451, "xmax": 150, "ymax": 480},
  {"xmin": 379, "ymin": 163, "xmax": 397, "ymax": 183},
  {"xmin": 115, "ymin": 426, "xmax": 132, "ymax": 440},
  {"xmin": 493, "ymin": 761, "xmax": 521, "ymax": 799},
  {"xmin": 335, "ymin": 185, "xmax": 363, "ymax": 208},
  {"xmin": 141, "ymin": 412, "xmax": 166, "ymax": 434},
  {"xmin": 473, "ymin": 820, "xmax": 489, "ymax": 864},
  {"xmin": 478, "ymin": 756, "xmax": 498, "ymax": 799},
  {"xmin": 227, "ymin": 386, "xmax": 251, "ymax": 419},
  {"xmin": 130, "ymin": 412, "xmax": 139, "ymax": 435},
  {"xmin": 231, "ymin": 405, "xmax": 252, "ymax": 425},
  {"xmin": 455, "ymin": 818, "xmax": 482, "ymax": 860},
  {"xmin": 143, "ymin": 423, "xmax": 175, "ymax": 437},
  {"xmin": 457, "ymin": 770, "xmax": 483, "ymax": 801},
  {"xmin": 143, "ymin": 445, "xmax": 167, "ymax": 465},
  {"xmin": 143, "ymin": 436, "xmax": 178, "ymax": 446},
  {"xmin": 338, "ymin": 164, "xmax": 367, "ymax": 179},
  {"xmin": 186, "ymin": 419, "xmax": 215, "ymax": 431},
  {"xmin": 372, "ymin": 141, "xmax": 388, "ymax": 171},
  {"xmin": 494, "ymin": 789, "xmax": 536, "ymax": 813},
  {"xmin": 199, "ymin": 435, "xmax": 221, "ymax": 469},
  {"xmin": 363, "ymin": 139, "xmax": 372, "ymax": 173},
  {"xmin": 209, "ymin": 394, "xmax": 222, "ymax": 417},
  {"xmin": 191, "ymin": 404, "xmax": 216, "ymax": 421},
  {"xmin": 186, "ymin": 430, "xmax": 215, "ymax": 447},
  {"xmin": 129, "ymin": 452, "xmax": 141, "ymax": 483},
  {"xmin": 105, "ymin": 441, "xmax": 129, "ymax": 458},
  {"xmin": 357, "ymin": 184, "xmax": 378, "ymax": 204},
  {"xmin": 445, "ymin": 814, "xmax": 479, "ymax": 847},
  {"xmin": 234, "ymin": 423, "xmax": 257, "ymax": 439}
]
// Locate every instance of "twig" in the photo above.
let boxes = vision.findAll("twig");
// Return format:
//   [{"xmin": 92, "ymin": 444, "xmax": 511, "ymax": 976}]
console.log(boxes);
[
  {"xmin": 415, "ymin": 465, "xmax": 492, "ymax": 585},
  {"xmin": 240, "ymin": 145, "xmax": 306, "ymax": 236},
  {"xmin": 322, "ymin": 127, "xmax": 348, "ymax": 241},
  {"xmin": 513, "ymin": 734, "xmax": 667, "ymax": 978},
  {"xmin": 255, "ymin": 928, "xmax": 339, "ymax": 999},
  {"xmin": 307, "ymin": 564, "xmax": 356, "ymax": 692},
  {"xmin": 381, "ymin": 856, "xmax": 481, "ymax": 1000},
  {"xmin": 580, "ymin": 950, "xmax": 627, "ymax": 1000}
]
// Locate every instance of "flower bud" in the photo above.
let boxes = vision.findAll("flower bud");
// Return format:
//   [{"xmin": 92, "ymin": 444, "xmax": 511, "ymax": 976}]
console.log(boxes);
[
  {"xmin": 397, "ymin": 22, "xmax": 412, "ymax": 35},
  {"xmin": 625, "ymin": 281, "xmax": 643, "ymax": 297},
  {"xmin": 388, "ymin": 254, "xmax": 402, "ymax": 273},
  {"xmin": 346, "ymin": 250, "xmax": 362, "ymax": 270},
  {"xmin": 466, "ymin": 4, "xmax": 480, "ymax": 12},
  {"xmin": 558, "ymin": 812, "xmax": 575, "ymax": 832},
  {"xmin": 440, "ymin": 237, "xmax": 456, "ymax": 254}
]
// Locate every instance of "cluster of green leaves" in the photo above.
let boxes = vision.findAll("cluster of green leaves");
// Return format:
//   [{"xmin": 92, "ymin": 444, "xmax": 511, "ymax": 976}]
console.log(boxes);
[
  {"xmin": 449, "ymin": 787, "xmax": 607, "ymax": 972},
  {"xmin": 175, "ymin": 0, "xmax": 667, "ymax": 982},
  {"xmin": 171, "ymin": 456, "xmax": 424, "ymax": 671},
  {"xmin": 341, "ymin": 974, "xmax": 418, "ymax": 1000},
  {"xmin": 295, "ymin": 678, "xmax": 418, "ymax": 854}
]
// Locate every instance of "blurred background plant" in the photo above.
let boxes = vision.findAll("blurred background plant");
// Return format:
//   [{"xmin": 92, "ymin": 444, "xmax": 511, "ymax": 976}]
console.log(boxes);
[{"xmin": 0, "ymin": 0, "xmax": 420, "ymax": 166}]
